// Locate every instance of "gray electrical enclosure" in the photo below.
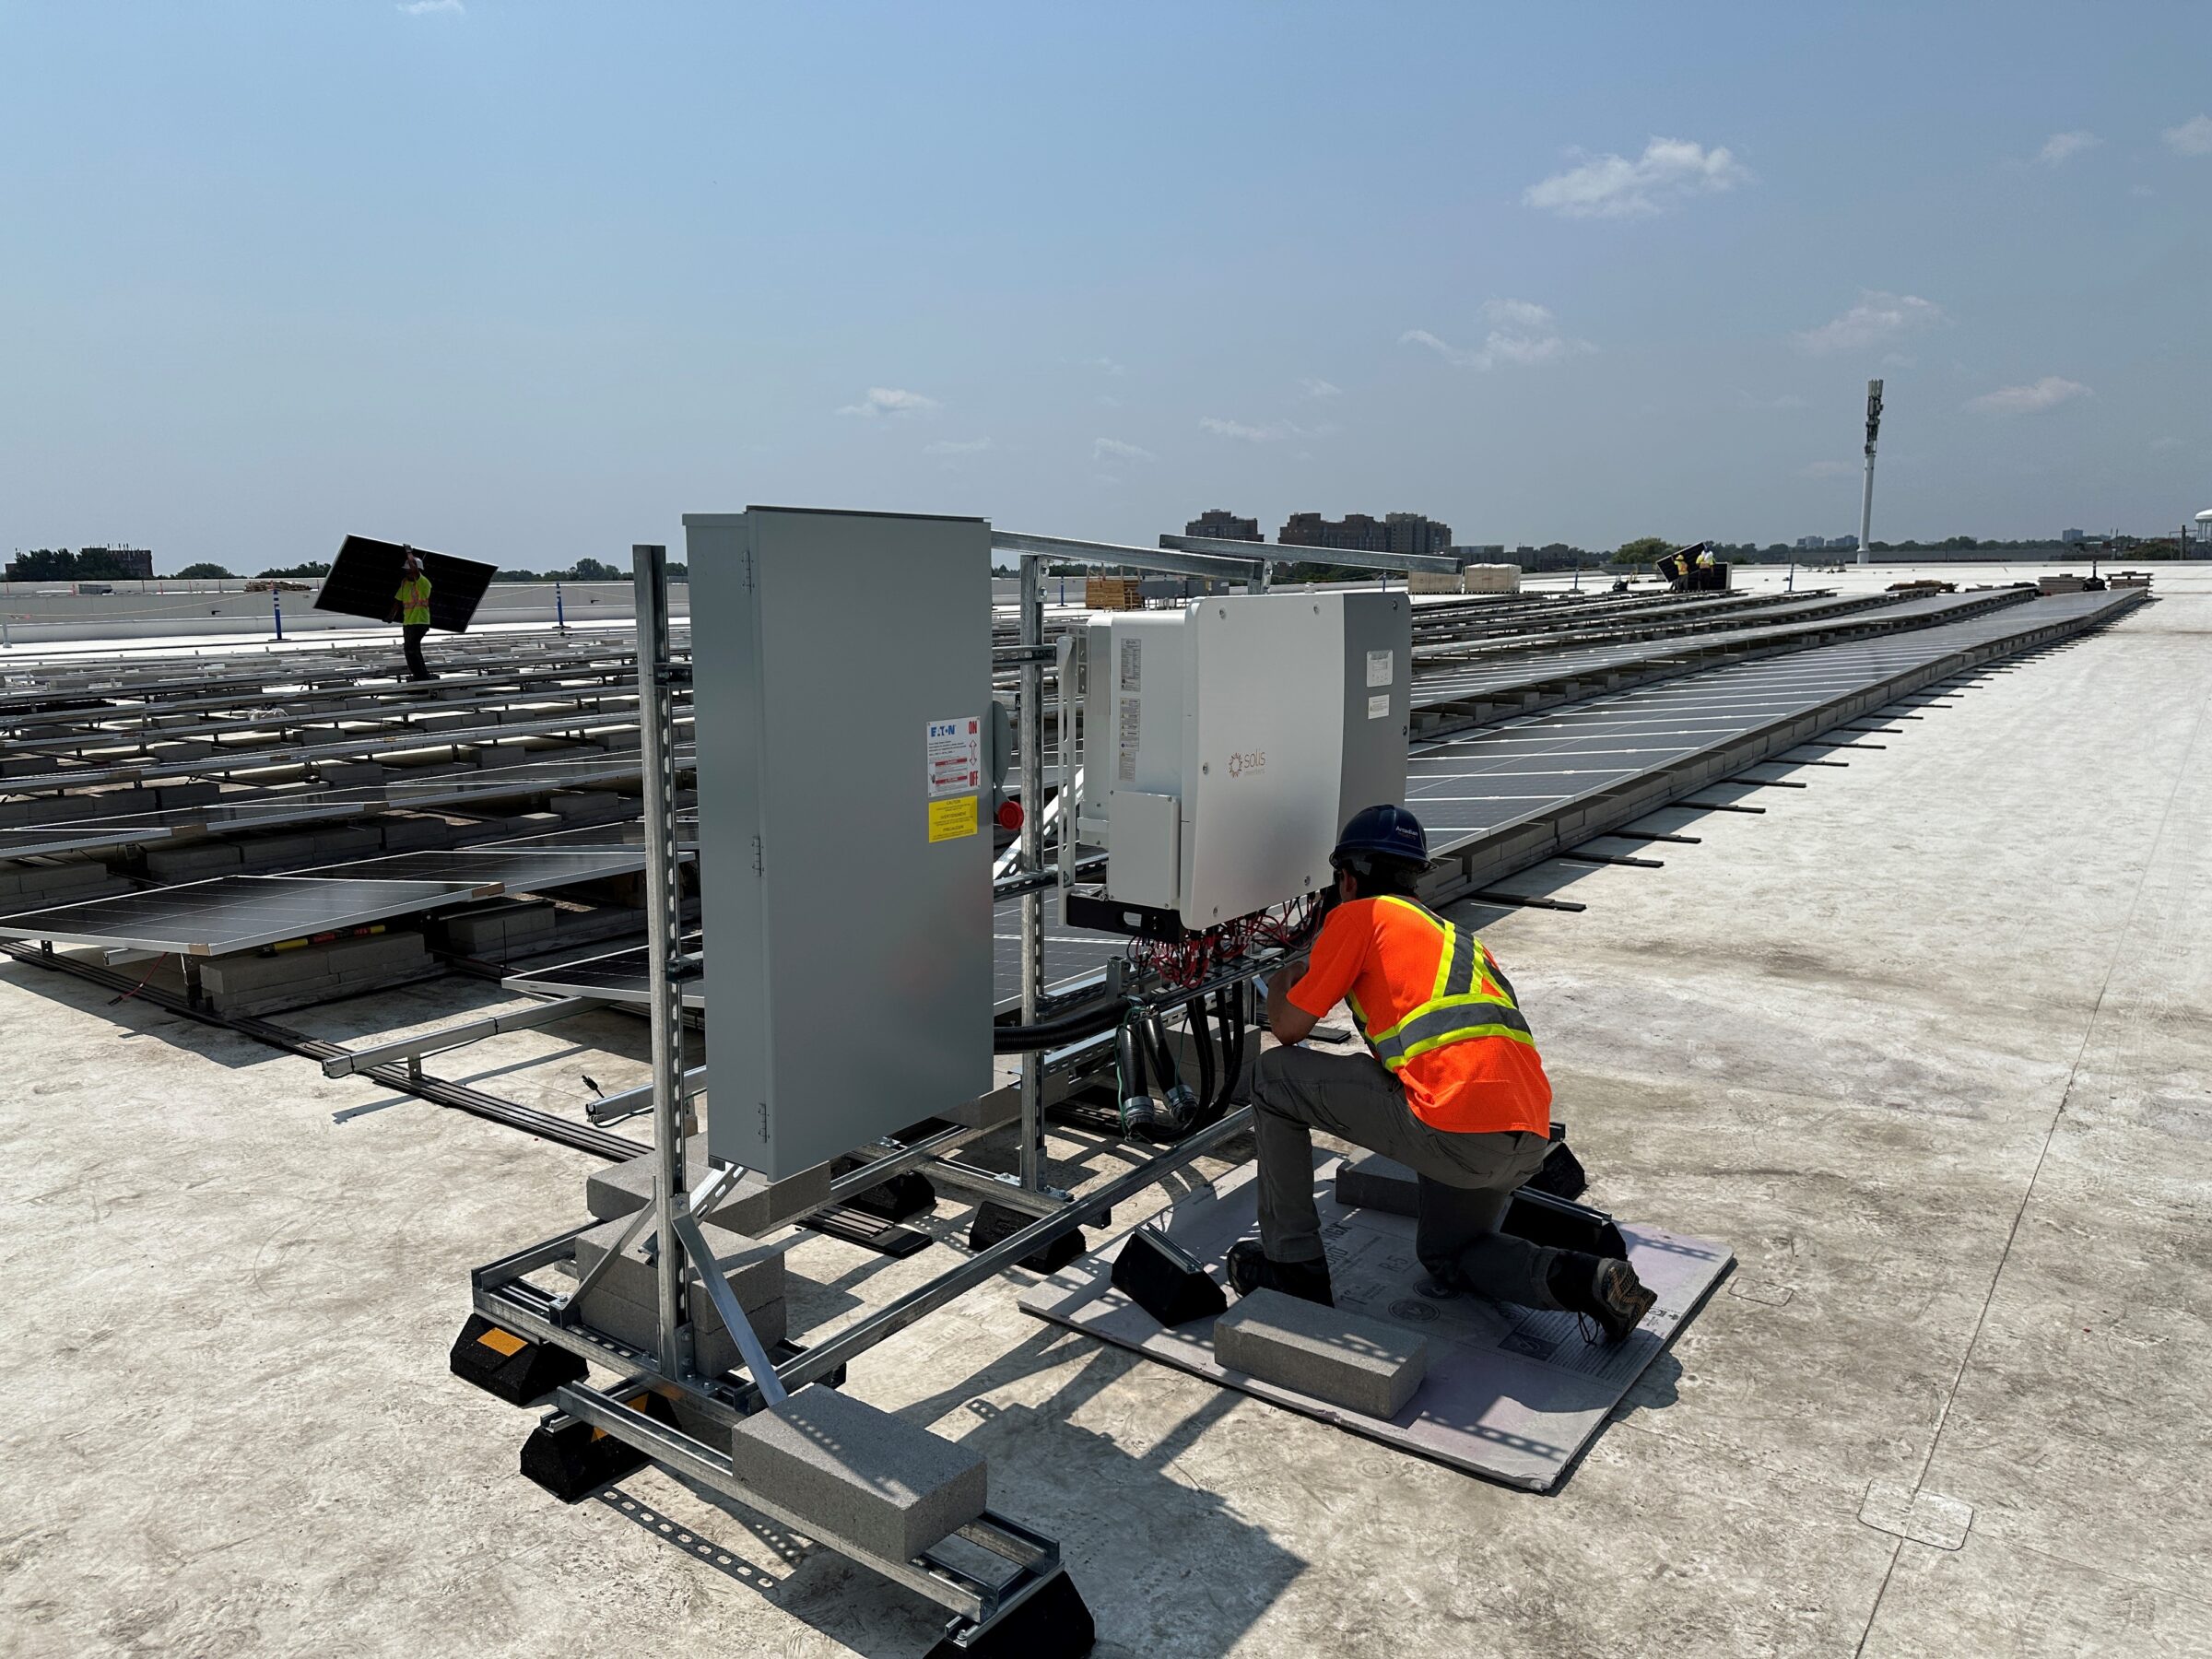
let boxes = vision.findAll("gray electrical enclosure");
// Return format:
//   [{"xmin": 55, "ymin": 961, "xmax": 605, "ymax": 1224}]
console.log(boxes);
[
  {"xmin": 1336, "ymin": 590, "xmax": 1411, "ymax": 825},
  {"xmin": 688, "ymin": 508, "xmax": 994, "ymax": 1179}
]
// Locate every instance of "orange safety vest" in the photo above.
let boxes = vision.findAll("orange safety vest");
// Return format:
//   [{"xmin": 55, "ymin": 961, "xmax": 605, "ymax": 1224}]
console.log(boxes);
[
  {"xmin": 1294, "ymin": 895, "xmax": 1552, "ymax": 1135},
  {"xmin": 396, "ymin": 575, "xmax": 432, "ymax": 626}
]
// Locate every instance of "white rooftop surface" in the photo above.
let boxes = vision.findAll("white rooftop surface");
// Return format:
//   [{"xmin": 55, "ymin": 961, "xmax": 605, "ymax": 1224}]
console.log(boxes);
[{"xmin": 0, "ymin": 563, "xmax": 2207, "ymax": 1654}]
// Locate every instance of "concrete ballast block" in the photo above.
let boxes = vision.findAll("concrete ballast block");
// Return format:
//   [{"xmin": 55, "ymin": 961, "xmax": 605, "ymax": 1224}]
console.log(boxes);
[
  {"xmin": 1335, "ymin": 1152, "xmax": 1420, "ymax": 1218},
  {"xmin": 571, "ymin": 1290, "xmax": 786, "ymax": 1377},
  {"xmin": 728, "ymin": 1384, "xmax": 987, "ymax": 1561},
  {"xmin": 585, "ymin": 1145, "xmax": 831, "ymax": 1236},
  {"xmin": 572, "ymin": 1214, "xmax": 783, "ymax": 1317},
  {"xmin": 1213, "ymin": 1288, "xmax": 1430, "ymax": 1418}
]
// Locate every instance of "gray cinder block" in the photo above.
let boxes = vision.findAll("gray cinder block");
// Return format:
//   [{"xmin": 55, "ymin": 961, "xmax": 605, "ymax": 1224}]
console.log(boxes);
[
  {"xmin": 572, "ymin": 1291, "xmax": 786, "ymax": 1377},
  {"xmin": 1213, "ymin": 1288, "xmax": 1429, "ymax": 1418},
  {"xmin": 200, "ymin": 932, "xmax": 429, "ymax": 994},
  {"xmin": 571, "ymin": 1213, "xmax": 787, "ymax": 1374},
  {"xmin": 585, "ymin": 1145, "xmax": 830, "ymax": 1236},
  {"xmin": 728, "ymin": 1385, "xmax": 987, "ymax": 1561},
  {"xmin": 145, "ymin": 843, "xmax": 245, "ymax": 880},
  {"xmin": 1335, "ymin": 1152, "xmax": 1420, "ymax": 1218},
  {"xmin": 572, "ymin": 1214, "xmax": 783, "ymax": 1317}
]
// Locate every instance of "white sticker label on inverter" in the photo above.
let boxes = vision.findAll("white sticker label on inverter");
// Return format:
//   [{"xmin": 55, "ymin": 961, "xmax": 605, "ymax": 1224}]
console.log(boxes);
[
  {"xmin": 1120, "ymin": 636, "xmax": 1143, "ymax": 691},
  {"xmin": 1368, "ymin": 693, "xmax": 1390, "ymax": 721},
  {"xmin": 925, "ymin": 717, "xmax": 982, "ymax": 799},
  {"xmin": 1117, "ymin": 697, "xmax": 1142, "ymax": 782},
  {"xmin": 1366, "ymin": 649, "xmax": 1394, "ymax": 688}
]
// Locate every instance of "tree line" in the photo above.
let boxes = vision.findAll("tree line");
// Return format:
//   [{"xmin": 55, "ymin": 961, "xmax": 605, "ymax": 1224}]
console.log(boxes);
[{"xmin": 125, "ymin": 559, "xmax": 682, "ymax": 582}]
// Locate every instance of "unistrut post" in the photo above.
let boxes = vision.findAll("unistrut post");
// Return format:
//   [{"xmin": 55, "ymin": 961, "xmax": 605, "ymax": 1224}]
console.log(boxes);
[
  {"xmin": 632, "ymin": 541, "xmax": 691, "ymax": 1379},
  {"xmin": 1018, "ymin": 554, "xmax": 1046, "ymax": 1191}
]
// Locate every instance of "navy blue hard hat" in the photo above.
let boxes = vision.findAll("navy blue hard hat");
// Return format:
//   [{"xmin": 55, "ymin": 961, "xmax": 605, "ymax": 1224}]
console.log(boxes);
[{"xmin": 1331, "ymin": 804, "xmax": 1430, "ymax": 871}]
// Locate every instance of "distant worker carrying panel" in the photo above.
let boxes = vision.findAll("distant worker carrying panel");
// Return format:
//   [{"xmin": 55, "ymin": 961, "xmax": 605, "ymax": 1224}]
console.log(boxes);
[
  {"xmin": 392, "ymin": 548, "xmax": 434, "ymax": 682},
  {"xmin": 312, "ymin": 534, "xmax": 498, "ymax": 647},
  {"xmin": 1236, "ymin": 804, "xmax": 1659, "ymax": 1342}
]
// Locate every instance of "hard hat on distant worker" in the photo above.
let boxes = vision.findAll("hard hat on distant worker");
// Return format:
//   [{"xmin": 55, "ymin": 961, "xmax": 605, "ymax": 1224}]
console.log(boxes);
[{"xmin": 1330, "ymin": 804, "xmax": 1430, "ymax": 877}]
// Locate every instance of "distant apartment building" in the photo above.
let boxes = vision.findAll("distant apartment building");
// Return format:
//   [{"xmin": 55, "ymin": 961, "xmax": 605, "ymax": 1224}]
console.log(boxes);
[
  {"xmin": 1386, "ymin": 512, "xmax": 1453, "ymax": 559},
  {"xmin": 1183, "ymin": 509, "xmax": 1262, "ymax": 542},
  {"xmin": 1826, "ymin": 535, "xmax": 1858, "ymax": 551},
  {"xmin": 1450, "ymin": 545, "xmax": 1507, "ymax": 563},
  {"xmin": 2061, "ymin": 528, "xmax": 2087, "ymax": 544},
  {"xmin": 1277, "ymin": 511, "xmax": 1453, "ymax": 556}
]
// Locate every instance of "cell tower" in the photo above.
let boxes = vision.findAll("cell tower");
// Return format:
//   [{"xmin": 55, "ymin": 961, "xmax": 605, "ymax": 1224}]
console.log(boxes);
[{"xmin": 1857, "ymin": 378, "xmax": 1883, "ymax": 566}]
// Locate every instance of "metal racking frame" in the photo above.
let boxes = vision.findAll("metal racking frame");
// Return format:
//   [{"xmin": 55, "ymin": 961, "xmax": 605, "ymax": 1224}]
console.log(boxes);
[{"xmin": 458, "ymin": 539, "xmax": 1250, "ymax": 1653}]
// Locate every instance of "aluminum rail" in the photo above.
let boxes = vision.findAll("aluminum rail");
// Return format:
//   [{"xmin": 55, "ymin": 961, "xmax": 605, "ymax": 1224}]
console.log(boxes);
[
  {"xmin": 1159, "ymin": 532, "xmax": 1460, "ymax": 576},
  {"xmin": 585, "ymin": 1063, "xmax": 705, "ymax": 1124},
  {"xmin": 318, "ymin": 994, "xmax": 599, "ymax": 1077},
  {"xmin": 549, "ymin": 1379, "xmax": 1055, "ymax": 1625},
  {"xmin": 990, "ymin": 530, "xmax": 1264, "ymax": 583},
  {"xmin": 775, "ymin": 1102, "xmax": 1255, "ymax": 1393}
]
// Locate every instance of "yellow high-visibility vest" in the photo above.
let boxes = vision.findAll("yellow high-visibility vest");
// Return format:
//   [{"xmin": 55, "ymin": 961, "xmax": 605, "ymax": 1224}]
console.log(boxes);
[{"xmin": 396, "ymin": 575, "xmax": 432, "ymax": 626}]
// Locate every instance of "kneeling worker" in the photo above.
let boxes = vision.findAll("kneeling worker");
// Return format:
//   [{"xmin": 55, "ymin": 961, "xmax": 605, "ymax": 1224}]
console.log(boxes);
[{"xmin": 1232, "ymin": 805, "xmax": 1658, "ymax": 1342}]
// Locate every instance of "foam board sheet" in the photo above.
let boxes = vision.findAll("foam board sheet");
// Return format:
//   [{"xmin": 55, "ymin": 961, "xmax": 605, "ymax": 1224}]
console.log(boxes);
[{"xmin": 1019, "ymin": 1155, "xmax": 1732, "ymax": 1490}]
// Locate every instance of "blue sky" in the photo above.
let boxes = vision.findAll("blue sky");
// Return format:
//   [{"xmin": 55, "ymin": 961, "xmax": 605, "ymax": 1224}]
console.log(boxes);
[{"xmin": 3, "ymin": 2, "xmax": 2207, "ymax": 572}]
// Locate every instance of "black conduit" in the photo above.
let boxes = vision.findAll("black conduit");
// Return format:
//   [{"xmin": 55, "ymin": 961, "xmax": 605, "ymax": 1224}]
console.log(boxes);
[
  {"xmin": 1116, "ymin": 1015, "xmax": 1145, "ymax": 1104},
  {"xmin": 1140, "ymin": 1009, "xmax": 1181, "ymax": 1094},
  {"xmin": 1215, "ymin": 986, "xmax": 1244, "ymax": 1118},
  {"xmin": 1188, "ymin": 995, "xmax": 1214, "ymax": 1121},
  {"xmin": 991, "ymin": 998, "xmax": 1126, "ymax": 1053}
]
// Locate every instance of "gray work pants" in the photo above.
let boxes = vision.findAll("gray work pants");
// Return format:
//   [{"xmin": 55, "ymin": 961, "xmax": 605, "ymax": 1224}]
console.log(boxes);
[{"xmin": 1249, "ymin": 1042, "xmax": 1564, "ymax": 1310}]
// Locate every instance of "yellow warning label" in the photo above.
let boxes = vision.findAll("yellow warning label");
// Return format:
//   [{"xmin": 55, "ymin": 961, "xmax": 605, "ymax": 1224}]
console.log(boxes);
[
  {"xmin": 927, "ymin": 795, "xmax": 979, "ymax": 843},
  {"xmin": 476, "ymin": 1326, "xmax": 527, "ymax": 1358}
]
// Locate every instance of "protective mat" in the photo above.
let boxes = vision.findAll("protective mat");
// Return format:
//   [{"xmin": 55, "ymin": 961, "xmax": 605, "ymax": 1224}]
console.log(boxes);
[{"xmin": 1018, "ymin": 1156, "xmax": 1733, "ymax": 1490}]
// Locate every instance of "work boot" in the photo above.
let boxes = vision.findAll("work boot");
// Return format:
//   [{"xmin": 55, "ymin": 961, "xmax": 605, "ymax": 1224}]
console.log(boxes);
[
  {"xmin": 1225, "ymin": 1240, "xmax": 1335, "ymax": 1308},
  {"xmin": 1561, "ymin": 1255, "xmax": 1656, "ymax": 1344}
]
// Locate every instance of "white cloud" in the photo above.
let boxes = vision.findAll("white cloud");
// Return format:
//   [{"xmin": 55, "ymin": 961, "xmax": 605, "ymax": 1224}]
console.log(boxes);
[
  {"xmin": 1092, "ymin": 437, "xmax": 1156, "ymax": 463},
  {"xmin": 2037, "ymin": 130, "xmax": 2099, "ymax": 166},
  {"xmin": 1793, "ymin": 291, "xmax": 1946, "ymax": 355},
  {"xmin": 923, "ymin": 436, "xmax": 993, "ymax": 456},
  {"xmin": 837, "ymin": 386, "xmax": 940, "ymax": 418},
  {"xmin": 1740, "ymin": 392, "xmax": 1809, "ymax": 411},
  {"xmin": 1524, "ymin": 137, "xmax": 1752, "ymax": 219},
  {"xmin": 1300, "ymin": 377, "xmax": 1342, "ymax": 399},
  {"xmin": 397, "ymin": 0, "xmax": 463, "ymax": 13},
  {"xmin": 1966, "ymin": 376, "xmax": 2092, "ymax": 415},
  {"xmin": 2130, "ymin": 183, "xmax": 2157, "ymax": 198},
  {"xmin": 1400, "ymin": 299, "xmax": 1594, "ymax": 372},
  {"xmin": 1880, "ymin": 352, "xmax": 1918, "ymax": 369},
  {"xmin": 2149, "ymin": 436, "xmax": 2187, "ymax": 451},
  {"xmin": 2163, "ymin": 114, "xmax": 2212, "ymax": 156},
  {"xmin": 1199, "ymin": 417, "xmax": 1295, "ymax": 443},
  {"xmin": 1799, "ymin": 460, "xmax": 1855, "ymax": 478},
  {"xmin": 1085, "ymin": 356, "xmax": 1128, "ymax": 377}
]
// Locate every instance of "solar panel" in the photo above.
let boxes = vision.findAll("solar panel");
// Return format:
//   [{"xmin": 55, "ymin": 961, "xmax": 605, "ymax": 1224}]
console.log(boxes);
[
  {"xmin": 0, "ymin": 875, "xmax": 476, "ymax": 955},
  {"xmin": 1405, "ymin": 588, "xmax": 2130, "ymax": 850},
  {"xmin": 502, "ymin": 939, "xmax": 707, "ymax": 1008},
  {"xmin": 285, "ymin": 847, "xmax": 646, "ymax": 894},
  {"xmin": 312, "ymin": 535, "xmax": 499, "ymax": 633},
  {"xmin": 0, "ymin": 826, "xmax": 175, "ymax": 859},
  {"xmin": 1411, "ymin": 589, "xmax": 2008, "ymax": 710}
]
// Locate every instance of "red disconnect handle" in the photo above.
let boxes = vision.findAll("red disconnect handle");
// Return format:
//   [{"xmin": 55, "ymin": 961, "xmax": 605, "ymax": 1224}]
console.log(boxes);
[{"xmin": 996, "ymin": 799, "xmax": 1024, "ymax": 831}]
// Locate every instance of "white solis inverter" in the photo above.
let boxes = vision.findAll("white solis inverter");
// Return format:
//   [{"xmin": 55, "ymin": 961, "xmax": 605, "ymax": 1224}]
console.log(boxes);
[{"xmin": 1074, "ymin": 590, "xmax": 1411, "ymax": 932}]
